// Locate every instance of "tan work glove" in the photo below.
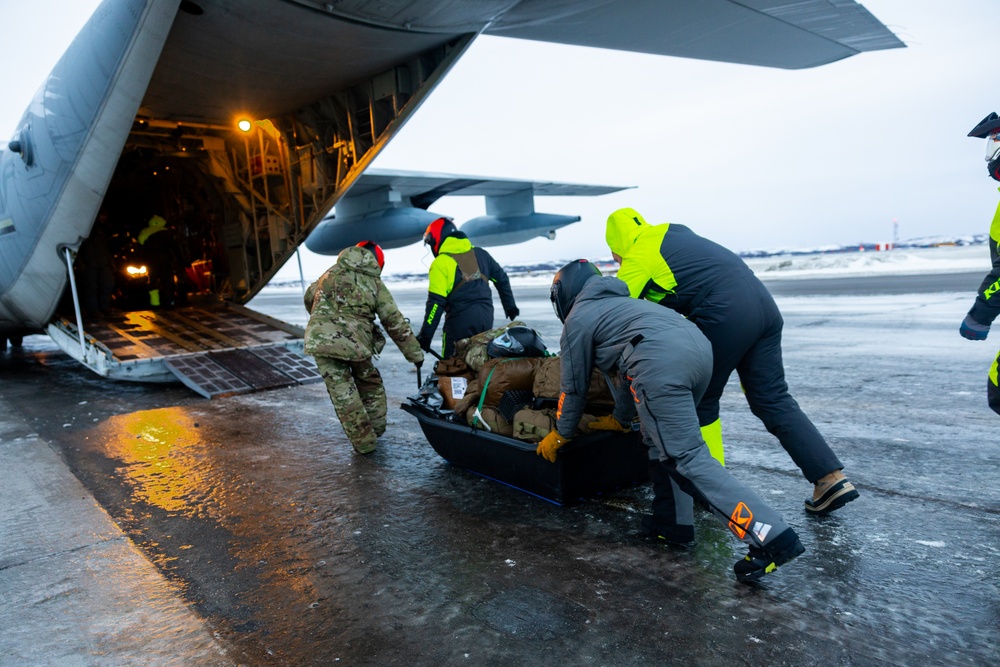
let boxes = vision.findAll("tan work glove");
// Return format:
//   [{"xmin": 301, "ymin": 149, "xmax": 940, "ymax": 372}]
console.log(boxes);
[
  {"xmin": 536, "ymin": 430, "xmax": 570, "ymax": 463},
  {"xmin": 589, "ymin": 414, "xmax": 631, "ymax": 432}
]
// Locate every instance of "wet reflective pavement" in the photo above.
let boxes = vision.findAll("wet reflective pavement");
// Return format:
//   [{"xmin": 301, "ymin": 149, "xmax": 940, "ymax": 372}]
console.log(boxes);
[{"xmin": 1, "ymin": 279, "xmax": 998, "ymax": 666}]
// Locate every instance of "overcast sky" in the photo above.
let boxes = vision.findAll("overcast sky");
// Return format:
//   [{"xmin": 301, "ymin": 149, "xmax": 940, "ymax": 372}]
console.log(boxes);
[{"xmin": 2, "ymin": 0, "xmax": 997, "ymax": 279}]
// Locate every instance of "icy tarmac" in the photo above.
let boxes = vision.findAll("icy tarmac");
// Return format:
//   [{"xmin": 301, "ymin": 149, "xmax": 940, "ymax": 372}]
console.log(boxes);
[{"xmin": 2, "ymin": 265, "xmax": 998, "ymax": 666}]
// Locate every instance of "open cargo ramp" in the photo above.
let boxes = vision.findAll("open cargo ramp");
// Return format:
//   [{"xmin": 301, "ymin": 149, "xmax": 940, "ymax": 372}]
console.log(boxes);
[{"xmin": 46, "ymin": 302, "xmax": 321, "ymax": 397}]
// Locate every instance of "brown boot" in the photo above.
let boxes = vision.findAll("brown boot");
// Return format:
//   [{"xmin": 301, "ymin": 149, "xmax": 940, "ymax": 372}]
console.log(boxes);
[{"xmin": 805, "ymin": 471, "xmax": 859, "ymax": 515}]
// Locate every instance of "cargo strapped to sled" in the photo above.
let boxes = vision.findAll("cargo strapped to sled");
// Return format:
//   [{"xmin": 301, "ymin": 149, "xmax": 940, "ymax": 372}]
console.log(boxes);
[{"xmin": 470, "ymin": 365, "xmax": 498, "ymax": 431}]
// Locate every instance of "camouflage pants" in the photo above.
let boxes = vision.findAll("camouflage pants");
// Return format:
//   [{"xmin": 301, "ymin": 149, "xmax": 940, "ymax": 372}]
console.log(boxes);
[{"xmin": 314, "ymin": 356, "xmax": 386, "ymax": 453}]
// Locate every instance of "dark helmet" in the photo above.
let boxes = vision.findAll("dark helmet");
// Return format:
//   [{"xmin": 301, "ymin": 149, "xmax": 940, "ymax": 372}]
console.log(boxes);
[
  {"xmin": 423, "ymin": 217, "xmax": 457, "ymax": 256},
  {"xmin": 968, "ymin": 112, "xmax": 1000, "ymax": 138},
  {"xmin": 356, "ymin": 240, "xmax": 385, "ymax": 269},
  {"xmin": 967, "ymin": 113, "xmax": 1000, "ymax": 181},
  {"xmin": 550, "ymin": 259, "xmax": 602, "ymax": 323},
  {"xmin": 487, "ymin": 326, "xmax": 548, "ymax": 358}
]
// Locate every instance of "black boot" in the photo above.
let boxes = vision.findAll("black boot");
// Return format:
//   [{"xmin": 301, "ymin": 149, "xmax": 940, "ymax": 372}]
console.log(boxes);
[
  {"xmin": 640, "ymin": 460, "xmax": 695, "ymax": 545},
  {"xmin": 734, "ymin": 528, "xmax": 805, "ymax": 583}
]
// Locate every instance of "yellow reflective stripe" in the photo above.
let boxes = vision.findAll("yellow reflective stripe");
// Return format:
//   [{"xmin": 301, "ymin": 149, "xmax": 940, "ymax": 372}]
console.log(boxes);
[
  {"xmin": 647, "ymin": 225, "xmax": 677, "ymax": 295},
  {"xmin": 616, "ymin": 260, "xmax": 653, "ymax": 298},
  {"xmin": 642, "ymin": 280, "xmax": 667, "ymax": 303},
  {"xmin": 427, "ymin": 255, "xmax": 457, "ymax": 297},
  {"xmin": 137, "ymin": 225, "xmax": 165, "ymax": 245},
  {"xmin": 984, "ymin": 200, "xmax": 1000, "ymax": 302},
  {"xmin": 990, "ymin": 199, "xmax": 1000, "ymax": 248},
  {"xmin": 439, "ymin": 236, "xmax": 472, "ymax": 255},
  {"xmin": 990, "ymin": 349, "xmax": 999, "ymax": 388},
  {"xmin": 618, "ymin": 224, "xmax": 676, "ymax": 300},
  {"xmin": 606, "ymin": 207, "xmax": 648, "ymax": 254},
  {"xmin": 641, "ymin": 280, "xmax": 668, "ymax": 304},
  {"xmin": 700, "ymin": 418, "xmax": 725, "ymax": 466}
]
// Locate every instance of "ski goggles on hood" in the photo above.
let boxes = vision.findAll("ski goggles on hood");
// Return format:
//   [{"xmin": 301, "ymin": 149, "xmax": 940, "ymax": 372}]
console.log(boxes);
[{"xmin": 987, "ymin": 130, "xmax": 1000, "ymax": 163}]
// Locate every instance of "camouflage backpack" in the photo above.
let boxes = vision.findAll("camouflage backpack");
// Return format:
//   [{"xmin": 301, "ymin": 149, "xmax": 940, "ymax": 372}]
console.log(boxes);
[{"xmin": 452, "ymin": 320, "xmax": 527, "ymax": 371}]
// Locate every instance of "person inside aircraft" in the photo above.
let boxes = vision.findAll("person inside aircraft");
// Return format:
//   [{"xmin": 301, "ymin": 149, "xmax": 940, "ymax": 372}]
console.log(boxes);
[
  {"xmin": 537, "ymin": 259, "xmax": 805, "ymax": 582},
  {"xmin": 604, "ymin": 207, "xmax": 858, "ymax": 524},
  {"xmin": 75, "ymin": 212, "xmax": 117, "ymax": 317},
  {"xmin": 138, "ymin": 214, "xmax": 189, "ymax": 309},
  {"xmin": 304, "ymin": 241, "xmax": 424, "ymax": 454},
  {"xmin": 416, "ymin": 217, "xmax": 519, "ymax": 358},
  {"xmin": 959, "ymin": 112, "xmax": 1000, "ymax": 416},
  {"xmin": 0, "ymin": 334, "xmax": 24, "ymax": 354}
]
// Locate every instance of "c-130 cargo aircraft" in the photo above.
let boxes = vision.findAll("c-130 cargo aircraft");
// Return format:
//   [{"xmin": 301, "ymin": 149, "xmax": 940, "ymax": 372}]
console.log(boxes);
[{"xmin": 0, "ymin": 0, "xmax": 902, "ymax": 397}]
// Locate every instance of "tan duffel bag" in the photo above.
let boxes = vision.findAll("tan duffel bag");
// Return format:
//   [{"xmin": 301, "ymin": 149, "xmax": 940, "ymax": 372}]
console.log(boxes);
[{"xmin": 435, "ymin": 356, "xmax": 477, "ymax": 410}]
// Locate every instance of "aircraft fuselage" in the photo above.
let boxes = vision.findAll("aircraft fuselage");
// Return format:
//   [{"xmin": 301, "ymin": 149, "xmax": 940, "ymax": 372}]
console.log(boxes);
[{"xmin": 0, "ymin": 0, "xmax": 471, "ymax": 339}]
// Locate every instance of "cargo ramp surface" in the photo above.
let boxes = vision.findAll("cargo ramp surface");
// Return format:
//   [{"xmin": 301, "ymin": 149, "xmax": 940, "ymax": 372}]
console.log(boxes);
[{"xmin": 46, "ymin": 302, "xmax": 320, "ymax": 398}]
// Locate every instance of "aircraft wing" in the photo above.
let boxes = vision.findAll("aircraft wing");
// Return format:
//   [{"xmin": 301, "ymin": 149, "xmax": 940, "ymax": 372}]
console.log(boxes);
[
  {"xmin": 306, "ymin": 168, "xmax": 632, "ymax": 253},
  {"xmin": 483, "ymin": 0, "xmax": 904, "ymax": 69},
  {"xmin": 343, "ymin": 168, "xmax": 628, "ymax": 209},
  {"xmin": 316, "ymin": 0, "xmax": 903, "ymax": 71}
]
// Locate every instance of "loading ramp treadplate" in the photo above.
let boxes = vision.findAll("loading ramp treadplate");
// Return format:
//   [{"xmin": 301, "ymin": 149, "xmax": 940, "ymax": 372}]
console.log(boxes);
[
  {"xmin": 247, "ymin": 346, "xmax": 323, "ymax": 385},
  {"xmin": 165, "ymin": 346, "xmax": 321, "ymax": 398}
]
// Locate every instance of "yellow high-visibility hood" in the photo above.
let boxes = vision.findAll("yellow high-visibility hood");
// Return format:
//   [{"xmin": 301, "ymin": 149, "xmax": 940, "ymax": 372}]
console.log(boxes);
[{"xmin": 605, "ymin": 207, "xmax": 648, "ymax": 257}]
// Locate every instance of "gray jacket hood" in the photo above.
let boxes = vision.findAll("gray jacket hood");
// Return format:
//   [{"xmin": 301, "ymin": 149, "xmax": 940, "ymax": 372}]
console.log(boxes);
[
  {"xmin": 555, "ymin": 274, "xmax": 708, "ymax": 438},
  {"xmin": 573, "ymin": 275, "xmax": 630, "ymax": 312}
]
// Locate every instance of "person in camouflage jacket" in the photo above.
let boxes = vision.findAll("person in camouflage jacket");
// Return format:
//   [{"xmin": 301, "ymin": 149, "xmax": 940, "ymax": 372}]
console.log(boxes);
[{"xmin": 304, "ymin": 243, "xmax": 424, "ymax": 454}]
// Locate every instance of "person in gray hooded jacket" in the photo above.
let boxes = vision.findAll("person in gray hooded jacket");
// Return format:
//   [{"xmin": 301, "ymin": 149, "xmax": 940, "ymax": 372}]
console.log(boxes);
[{"xmin": 537, "ymin": 259, "xmax": 804, "ymax": 582}]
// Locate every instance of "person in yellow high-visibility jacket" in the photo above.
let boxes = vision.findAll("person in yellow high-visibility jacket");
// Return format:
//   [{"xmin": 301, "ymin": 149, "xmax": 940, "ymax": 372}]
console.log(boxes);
[
  {"xmin": 960, "ymin": 112, "xmax": 1000, "ymax": 416},
  {"xmin": 416, "ymin": 218, "xmax": 519, "ymax": 358},
  {"xmin": 605, "ymin": 207, "xmax": 858, "ymax": 526},
  {"xmin": 137, "ymin": 214, "xmax": 186, "ymax": 308}
]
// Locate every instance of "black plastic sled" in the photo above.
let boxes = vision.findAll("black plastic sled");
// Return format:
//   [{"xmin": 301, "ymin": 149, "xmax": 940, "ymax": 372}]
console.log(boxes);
[{"xmin": 401, "ymin": 394, "xmax": 649, "ymax": 506}]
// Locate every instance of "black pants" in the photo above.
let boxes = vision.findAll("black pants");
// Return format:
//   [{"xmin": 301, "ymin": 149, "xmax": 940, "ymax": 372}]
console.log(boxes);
[
  {"xmin": 442, "ymin": 301, "xmax": 493, "ymax": 358},
  {"xmin": 689, "ymin": 280, "xmax": 842, "ymax": 483}
]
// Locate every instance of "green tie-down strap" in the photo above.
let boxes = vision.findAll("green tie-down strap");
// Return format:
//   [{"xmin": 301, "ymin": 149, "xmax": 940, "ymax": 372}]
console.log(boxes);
[{"xmin": 470, "ymin": 365, "xmax": 498, "ymax": 432}]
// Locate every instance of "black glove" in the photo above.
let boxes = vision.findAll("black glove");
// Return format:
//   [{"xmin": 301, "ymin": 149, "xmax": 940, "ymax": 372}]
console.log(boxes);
[
  {"xmin": 417, "ymin": 332, "xmax": 433, "ymax": 352},
  {"xmin": 414, "ymin": 360, "xmax": 423, "ymax": 371},
  {"xmin": 505, "ymin": 307, "xmax": 519, "ymax": 321}
]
